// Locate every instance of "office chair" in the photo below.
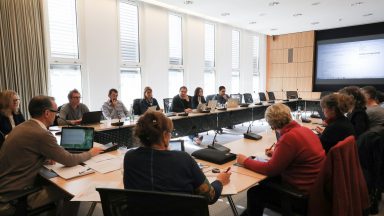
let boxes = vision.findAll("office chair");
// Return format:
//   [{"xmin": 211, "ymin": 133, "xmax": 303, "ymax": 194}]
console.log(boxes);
[
  {"xmin": 230, "ymin": 94, "xmax": 243, "ymax": 103},
  {"xmin": 132, "ymin": 98, "xmax": 142, "ymax": 115},
  {"xmin": 267, "ymin": 91, "xmax": 276, "ymax": 101},
  {"xmin": 205, "ymin": 94, "xmax": 216, "ymax": 102},
  {"xmin": 96, "ymin": 188, "xmax": 209, "ymax": 216},
  {"xmin": 163, "ymin": 98, "xmax": 173, "ymax": 113},
  {"xmin": 320, "ymin": 91, "xmax": 333, "ymax": 99},
  {"xmin": 258, "ymin": 92, "xmax": 267, "ymax": 102},
  {"xmin": 243, "ymin": 93, "xmax": 253, "ymax": 103},
  {"xmin": 286, "ymin": 91, "xmax": 298, "ymax": 99}
]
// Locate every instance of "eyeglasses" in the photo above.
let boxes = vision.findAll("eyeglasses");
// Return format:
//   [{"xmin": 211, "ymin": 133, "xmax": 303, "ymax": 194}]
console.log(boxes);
[
  {"xmin": 48, "ymin": 109, "xmax": 59, "ymax": 113},
  {"xmin": 72, "ymin": 96, "xmax": 81, "ymax": 99}
]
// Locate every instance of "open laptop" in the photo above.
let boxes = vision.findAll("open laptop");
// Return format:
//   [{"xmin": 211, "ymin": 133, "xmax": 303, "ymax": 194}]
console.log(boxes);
[
  {"xmin": 169, "ymin": 140, "xmax": 185, "ymax": 152},
  {"xmin": 60, "ymin": 127, "xmax": 94, "ymax": 153},
  {"xmin": 207, "ymin": 100, "xmax": 218, "ymax": 110},
  {"xmin": 227, "ymin": 98, "xmax": 239, "ymax": 108},
  {"xmin": 81, "ymin": 111, "xmax": 102, "ymax": 125}
]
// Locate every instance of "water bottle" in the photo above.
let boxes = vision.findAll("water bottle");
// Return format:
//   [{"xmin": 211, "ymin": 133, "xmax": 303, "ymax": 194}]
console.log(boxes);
[{"xmin": 296, "ymin": 106, "xmax": 301, "ymax": 120}]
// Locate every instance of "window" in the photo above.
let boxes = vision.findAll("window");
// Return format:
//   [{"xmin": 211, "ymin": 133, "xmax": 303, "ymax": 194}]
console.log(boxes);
[
  {"xmin": 231, "ymin": 30, "xmax": 240, "ymax": 93},
  {"xmin": 50, "ymin": 65, "xmax": 82, "ymax": 106},
  {"xmin": 252, "ymin": 36, "xmax": 260, "ymax": 95},
  {"xmin": 119, "ymin": 1, "xmax": 141, "ymax": 108},
  {"xmin": 168, "ymin": 14, "xmax": 183, "ymax": 96},
  {"xmin": 47, "ymin": 0, "xmax": 83, "ymax": 105},
  {"xmin": 204, "ymin": 23, "xmax": 215, "ymax": 95},
  {"xmin": 120, "ymin": 68, "xmax": 141, "ymax": 108}
]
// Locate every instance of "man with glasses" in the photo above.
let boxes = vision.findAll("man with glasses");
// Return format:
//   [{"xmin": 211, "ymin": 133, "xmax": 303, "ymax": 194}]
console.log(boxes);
[
  {"xmin": 0, "ymin": 95, "xmax": 103, "ymax": 215},
  {"xmin": 58, "ymin": 89, "xmax": 89, "ymax": 125}
]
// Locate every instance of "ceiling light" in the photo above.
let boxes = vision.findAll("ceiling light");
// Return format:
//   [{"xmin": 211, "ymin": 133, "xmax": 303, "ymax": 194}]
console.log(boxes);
[
  {"xmin": 311, "ymin": 2, "xmax": 320, "ymax": 6},
  {"xmin": 351, "ymin": 2, "xmax": 364, "ymax": 6},
  {"xmin": 184, "ymin": 0, "xmax": 193, "ymax": 5},
  {"xmin": 270, "ymin": 28, "xmax": 277, "ymax": 31},
  {"xmin": 363, "ymin": 13, "xmax": 373, "ymax": 17},
  {"xmin": 268, "ymin": 1, "xmax": 280, "ymax": 7},
  {"xmin": 293, "ymin": 13, "xmax": 302, "ymax": 17},
  {"xmin": 311, "ymin": 22, "xmax": 320, "ymax": 25},
  {"xmin": 338, "ymin": 18, "xmax": 343, "ymax": 21},
  {"xmin": 259, "ymin": 13, "xmax": 267, "ymax": 17},
  {"xmin": 249, "ymin": 21, "xmax": 257, "ymax": 24},
  {"xmin": 221, "ymin": 12, "xmax": 230, "ymax": 16}
]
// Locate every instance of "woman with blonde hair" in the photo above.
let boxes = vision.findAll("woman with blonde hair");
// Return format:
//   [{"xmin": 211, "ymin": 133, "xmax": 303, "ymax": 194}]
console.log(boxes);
[
  {"xmin": 0, "ymin": 90, "xmax": 25, "ymax": 135},
  {"xmin": 138, "ymin": 86, "xmax": 161, "ymax": 115}
]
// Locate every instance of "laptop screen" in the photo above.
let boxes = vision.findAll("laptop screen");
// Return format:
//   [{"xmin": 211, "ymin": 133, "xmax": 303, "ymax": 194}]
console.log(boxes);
[
  {"xmin": 60, "ymin": 127, "xmax": 94, "ymax": 151},
  {"xmin": 168, "ymin": 140, "xmax": 185, "ymax": 152}
]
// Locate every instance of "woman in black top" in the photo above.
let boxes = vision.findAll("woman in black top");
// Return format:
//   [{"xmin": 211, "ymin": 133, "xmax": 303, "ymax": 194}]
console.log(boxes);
[
  {"xmin": 315, "ymin": 93, "xmax": 355, "ymax": 153},
  {"xmin": 138, "ymin": 86, "xmax": 160, "ymax": 115},
  {"xmin": 339, "ymin": 86, "xmax": 369, "ymax": 137},
  {"xmin": 192, "ymin": 87, "xmax": 207, "ymax": 109},
  {"xmin": 0, "ymin": 90, "xmax": 25, "ymax": 135},
  {"xmin": 123, "ymin": 111, "xmax": 231, "ymax": 204}
]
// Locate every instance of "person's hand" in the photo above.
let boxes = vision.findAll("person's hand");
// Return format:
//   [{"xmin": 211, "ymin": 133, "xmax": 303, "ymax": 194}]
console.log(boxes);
[
  {"xmin": 44, "ymin": 159, "xmax": 56, "ymax": 165},
  {"xmin": 265, "ymin": 149, "xmax": 273, "ymax": 157},
  {"xmin": 322, "ymin": 120, "xmax": 328, "ymax": 127},
  {"xmin": 315, "ymin": 126, "xmax": 324, "ymax": 134},
  {"xmin": 89, "ymin": 147, "xmax": 104, "ymax": 156},
  {"xmin": 111, "ymin": 99, "xmax": 117, "ymax": 107},
  {"xmin": 237, "ymin": 154, "xmax": 248, "ymax": 165},
  {"xmin": 184, "ymin": 108, "xmax": 192, "ymax": 113},
  {"xmin": 216, "ymin": 172, "xmax": 231, "ymax": 185},
  {"xmin": 70, "ymin": 119, "xmax": 82, "ymax": 125}
]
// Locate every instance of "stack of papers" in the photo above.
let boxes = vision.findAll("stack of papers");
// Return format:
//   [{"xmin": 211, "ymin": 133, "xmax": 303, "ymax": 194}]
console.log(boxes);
[
  {"xmin": 83, "ymin": 154, "xmax": 123, "ymax": 174},
  {"xmin": 44, "ymin": 163, "xmax": 94, "ymax": 179}
]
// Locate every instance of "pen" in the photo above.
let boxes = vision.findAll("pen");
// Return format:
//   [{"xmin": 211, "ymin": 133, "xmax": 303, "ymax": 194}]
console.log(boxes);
[
  {"xmin": 79, "ymin": 168, "xmax": 92, "ymax": 175},
  {"xmin": 267, "ymin": 143, "xmax": 276, "ymax": 151},
  {"xmin": 224, "ymin": 167, "xmax": 231, "ymax": 173}
]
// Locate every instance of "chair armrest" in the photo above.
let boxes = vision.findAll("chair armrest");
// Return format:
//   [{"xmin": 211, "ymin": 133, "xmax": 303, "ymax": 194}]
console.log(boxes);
[{"xmin": 0, "ymin": 186, "xmax": 41, "ymax": 203}]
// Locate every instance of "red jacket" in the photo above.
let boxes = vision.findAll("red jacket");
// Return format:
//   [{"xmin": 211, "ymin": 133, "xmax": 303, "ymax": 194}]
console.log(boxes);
[{"xmin": 244, "ymin": 121, "xmax": 325, "ymax": 192}]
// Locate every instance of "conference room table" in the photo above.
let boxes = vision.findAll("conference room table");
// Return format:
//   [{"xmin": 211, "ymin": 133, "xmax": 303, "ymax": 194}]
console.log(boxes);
[{"xmin": 44, "ymin": 117, "xmax": 323, "ymax": 216}]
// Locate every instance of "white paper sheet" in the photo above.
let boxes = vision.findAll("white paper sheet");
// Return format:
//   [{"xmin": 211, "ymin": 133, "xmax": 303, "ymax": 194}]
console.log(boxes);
[{"xmin": 71, "ymin": 181, "xmax": 121, "ymax": 202}]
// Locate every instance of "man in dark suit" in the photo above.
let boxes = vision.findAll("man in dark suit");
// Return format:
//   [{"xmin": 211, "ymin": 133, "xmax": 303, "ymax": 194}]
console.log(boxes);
[{"xmin": 171, "ymin": 86, "xmax": 192, "ymax": 113}]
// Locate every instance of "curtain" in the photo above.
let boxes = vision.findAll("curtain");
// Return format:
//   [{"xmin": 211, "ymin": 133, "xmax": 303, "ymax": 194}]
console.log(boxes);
[{"xmin": 0, "ymin": 0, "xmax": 48, "ymax": 118}]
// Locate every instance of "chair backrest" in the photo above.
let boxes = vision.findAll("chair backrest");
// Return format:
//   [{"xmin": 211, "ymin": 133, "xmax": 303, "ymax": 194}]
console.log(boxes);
[
  {"xmin": 230, "ymin": 94, "xmax": 242, "ymax": 103},
  {"xmin": 243, "ymin": 93, "xmax": 253, "ymax": 103},
  {"xmin": 163, "ymin": 98, "xmax": 173, "ymax": 113},
  {"xmin": 286, "ymin": 91, "xmax": 298, "ymax": 99},
  {"xmin": 132, "ymin": 98, "xmax": 142, "ymax": 115},
  {"xmin": 320, "ymin": 91, "xmax": 333, "ymax": 99},
  {"xmin": 205, "ymin": 94, "xmax": 216, "ymax": 102},
  {"xmin": 258, "ymin": 92, "xmax": 267, "ymax": 102},
  {"xmin": 97, "ymin": 188, "xmax": 209, "ymax": 216},
  {"xmin": 267, "ymin": 91, "xmax": 276, "ymax": 100}
]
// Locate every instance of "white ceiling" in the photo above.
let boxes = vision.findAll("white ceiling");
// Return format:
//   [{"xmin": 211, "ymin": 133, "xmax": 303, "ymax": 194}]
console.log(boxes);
[{"xmin": 140, "ymin": 0, "xmax": 384, "ymax": 35}]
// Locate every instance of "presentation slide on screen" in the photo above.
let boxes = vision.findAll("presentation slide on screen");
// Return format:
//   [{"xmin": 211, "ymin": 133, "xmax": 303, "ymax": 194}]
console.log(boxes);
[{"xmin": 316, "ymin": 37, "xmax": 384, "ymax": 80}]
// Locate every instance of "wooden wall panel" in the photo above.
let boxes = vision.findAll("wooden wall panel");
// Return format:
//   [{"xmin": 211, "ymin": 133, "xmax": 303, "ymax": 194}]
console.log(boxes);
[
  {"xmin": 311, "ymin": 92, "xmax": 321, "ymax": 99},
  {"xmin": 297, "ymin": 62, "xmax": 313, "ymax": 77},
  {"xmin": 271, "ymin": 49, "xmax": 285, "ymax": 63},
  {"xmin": 297, "ymin": 47, "xmax": 314, "ymax": 62},
  {"xmin": 271, "ymin": 64, "xmax": 284, "ymax": 77},
  {"xmin": 284, "ymin": 63, "xmax": 298, "ymax": 77},
  {"xmin": 269, "ymin": 78, "xmax": 283, "ymax": 91},
  {"xmin": 282, "ymin": 78, "xmax": 297, "ymax": 91},
  {"xmin": 298, "ymin": 31, "xmax": 314, "ymax": 47},
  {"xmin": 297, "ymin": 77, "xmax": 312, "ymax": 91}
]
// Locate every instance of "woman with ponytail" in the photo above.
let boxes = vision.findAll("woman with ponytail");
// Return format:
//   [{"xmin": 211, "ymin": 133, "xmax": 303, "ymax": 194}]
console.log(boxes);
[{"xmin": 315, "ymin": 93, "xmax": 355, "ymax": 153}]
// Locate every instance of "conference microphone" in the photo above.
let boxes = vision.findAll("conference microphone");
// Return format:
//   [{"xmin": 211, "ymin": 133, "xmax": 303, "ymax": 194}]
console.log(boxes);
[
  {"xmin": 111, "ymin": 115, "xmax": 124, "ymax": 126},
  {"xmin": 243, "ymin": 121, "xmax": 262, "ymax": 140},
  {"xmin": 282, "ymin": 89, "xmax": 289, "ymax": 102},
  {"xmin": 297, "ymin": 89, "xmax": 302, "ymax": 100}
]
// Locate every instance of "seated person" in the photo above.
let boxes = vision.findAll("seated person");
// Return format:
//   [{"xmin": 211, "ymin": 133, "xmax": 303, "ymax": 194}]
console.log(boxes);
[
  {"xmin": 0, "ymin": 90, "xmax": 25, "ymax": 136},
  {"xmin": 237, "ymin": 103, "xmax": 325, "ymax": 216},
  {"xmin": 192, "ymin": 87, "xmax": 207, "ymax": 109},
  {"xmin": 214, "ymin": 86, "xmax": 229, "ymax": 105},
  {"xmin": 58, "ymin": 89, "xmax": 89, "ymax": 125},
  {"xmin": 339, "ymin": 86, "xmax": 369, "ymax": 137},
  {"xmin": 0, "ymin": 96, "xmax": 103, "ymax": 215},
  {"xmin": 171, "ymin": 86, "xmax": 192, "ymax": 113},
  {"xmin": 102, "ymin": 88, "xmax": 129, "ymax": 119},
  {"xmin": 361, "ymin": 86, "xmax": 384, "ymax": 128},
  {"xmin": 315, "ymin": 93, "xmax": 356, "ymax": 153},
  {"xmin": 138, "ymin": 86, "xmax": 160, "ymax": 115},
  {"xmin": 123, "ymin": 111, "xmax": 231, "ymax": 204}
]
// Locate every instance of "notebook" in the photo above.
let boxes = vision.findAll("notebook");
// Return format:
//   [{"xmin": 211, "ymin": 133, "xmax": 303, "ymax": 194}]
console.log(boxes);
[
  {"xmin": 169, "ymin": 140, "xmax": 185, "ymax": 152},
  {"xmin": 60, "ymin": 127, "xmax": 94, "ymax": 153},
  {"xmin": 81, "ymin": 111, "xmax": 102, "ymax": 125}
]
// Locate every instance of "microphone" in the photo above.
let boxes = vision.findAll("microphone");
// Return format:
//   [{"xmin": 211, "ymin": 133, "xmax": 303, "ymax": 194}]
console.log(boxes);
[
  {"xmin": 297, "ymin": 89, "xmax": 302, "ymax": 100},
  {"xmin": 243, "ymin": 121, "xmax": 262, "ymax": 140},
  {"xmin": 207, "ymin": 130, "xmax": 230, "ymax": 153},
  {"xmin": 111, "ymin": 114, "xmax": 124, "ymax": 126},
  {"xmin": 282, "ymin": 89, "xmax": 288, "ymax": 102}
]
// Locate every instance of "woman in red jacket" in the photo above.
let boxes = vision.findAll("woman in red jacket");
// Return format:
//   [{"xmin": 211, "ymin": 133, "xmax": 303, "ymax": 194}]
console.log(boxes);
[{"xmin": 237, "ymin": 103, "xmax": 325, "ymax": 216}]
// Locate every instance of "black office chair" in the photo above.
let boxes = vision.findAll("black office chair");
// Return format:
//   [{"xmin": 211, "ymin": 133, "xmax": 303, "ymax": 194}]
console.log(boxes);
[
  {"xmin": 132, "ymin": 98, "xmax": 142, "ymax": 115},
  {"xmin": 163, "ymin": 98, "xmax": 173, "ymax": 113},
  {"xmin": 205, "ymin": 94, "xmax": 216, "ymax": 102},
  {"xmin": 230, "ymin": 94, "xmax": 243, "ymax": 103},
  {"xmin": 96, "ymin": 188, "xmax": 209, "ymax": 216},
  {"xmin": 286, "ymin": 91, "xmax": 298, "ymax": 99},
  {"xmin": 259, "ymin": 92, "xmax": 267, "ymax": 102},
  {"xmin": 267, "ymin": 92, "xmax": 276, "ymax": 101},
  {"xmin": 243, "ymin": 93, "xmax": 253, "ymax": 103},
  {"xmin": 320, "ymin": 91, "xmax": 333, "ymax": 99}
]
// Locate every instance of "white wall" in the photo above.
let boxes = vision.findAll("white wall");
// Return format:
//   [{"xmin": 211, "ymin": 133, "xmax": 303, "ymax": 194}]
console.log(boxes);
[{"xmin": 78, "ymin": 0, "xmax": 266, "ymax": 110}]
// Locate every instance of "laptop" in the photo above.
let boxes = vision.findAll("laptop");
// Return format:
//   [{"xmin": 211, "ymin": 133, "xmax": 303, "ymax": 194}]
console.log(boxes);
[
  {"xmin": 169, "ymin": 140, "xmax": 185, "ymax": 152},
  {"xmin": 207, "ymin": 100, "xmax": 218, "ymax": 110},
  {"xmin": 81, "ymin": 111, "xmax": 102, "ymax": 125},
  {"xmin": 227, "ymin": 98, "xmax": 239, "ymax": 108},
  {"xmin": 60, "ymin": 127, "xmax": 94, "ymax": 153}
]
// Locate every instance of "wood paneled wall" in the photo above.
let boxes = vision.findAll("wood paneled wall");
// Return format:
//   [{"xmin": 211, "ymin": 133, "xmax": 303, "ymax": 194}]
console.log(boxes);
[{"xmin": 267, "ymin": 31, "xmax": 320, "ymax": 99}]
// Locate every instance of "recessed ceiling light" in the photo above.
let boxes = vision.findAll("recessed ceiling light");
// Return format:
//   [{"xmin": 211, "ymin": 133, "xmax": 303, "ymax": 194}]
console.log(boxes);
[
  {"xmin": 221, "ymin": 12, "xmax": 230, "ymax": 16},
  {"xmin": 311, "ymin": 22, "xmax": 320, "ymax": 25},
  {"xmin": 184, "ymin": 0, "xmax": 193, "ymax": 5},
  {"xmin": 311, "ymin": 2, "xmax": 320, "ymax": 6},
  {"xmin": 338, "ymin": 18, "xmax": 343, "ymax": 21},
  {"xmin": 293, "ymin": 13, "xmax": 303, "ymax": 17},
  {"xmin": 249, "ymin": 21, "xmax": 257, "ymax": 24},
  {"xmin": 270, "ymin": 28, "xmax": 278, "ymax": 31},
  {"xmin": 363, "ymin": 13, "xmax": 373, "ymax": 17},
  {"xmin": 351, "ymin": 2, "xmax": 364, "ymax": 6},
  {"xmin": 268, "ymin": 1, "xmax": 280, "ymax": 7},
  {"xmin": 259, "ymin": 13, "xmax": 267, "ymax": 17}
]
